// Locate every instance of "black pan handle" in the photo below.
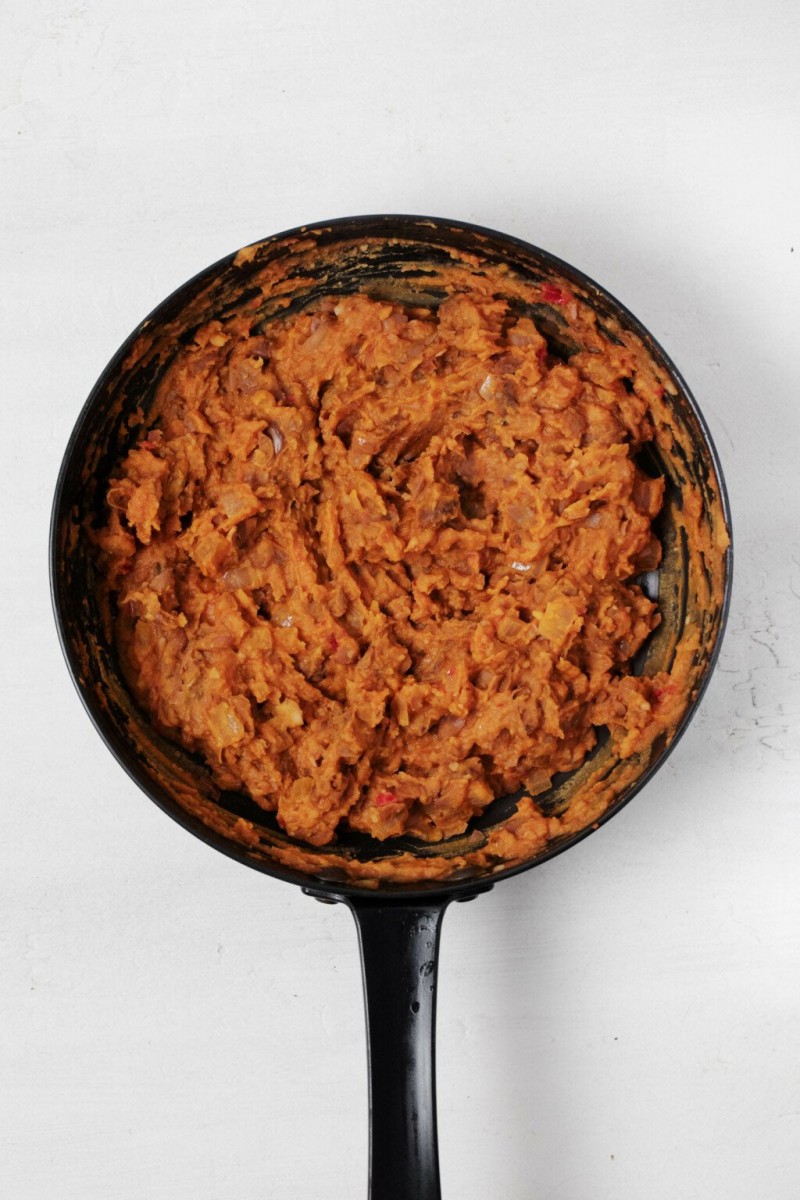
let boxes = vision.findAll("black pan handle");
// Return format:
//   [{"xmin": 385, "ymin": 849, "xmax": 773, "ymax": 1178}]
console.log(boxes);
[{"xmin": 347, "ymin": 895, "xmax": 450, "ymax": 1200}]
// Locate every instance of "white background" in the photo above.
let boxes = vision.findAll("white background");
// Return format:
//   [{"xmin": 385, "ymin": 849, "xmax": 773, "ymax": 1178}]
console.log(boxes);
[{"xmin": 3, "ymin": 2, "xmax": 799, "ymax": 1197}]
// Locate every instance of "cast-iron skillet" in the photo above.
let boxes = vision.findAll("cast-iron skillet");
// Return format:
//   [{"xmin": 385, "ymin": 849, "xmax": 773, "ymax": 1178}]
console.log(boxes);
[{"xmin": 51, "ymin": 215, "xmax": 732, "ymax": 1199}]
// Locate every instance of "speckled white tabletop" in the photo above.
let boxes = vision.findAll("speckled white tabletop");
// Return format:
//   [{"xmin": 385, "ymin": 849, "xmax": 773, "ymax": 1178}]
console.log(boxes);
[{"xmin": 3, "ymin": 3, "xmax": 799, "ymax": 1197}]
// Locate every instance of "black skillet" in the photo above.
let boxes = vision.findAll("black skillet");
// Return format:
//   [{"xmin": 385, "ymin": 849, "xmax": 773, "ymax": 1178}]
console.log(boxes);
[{"xmin": 51, "ymin": 215, "xmax": 732, "ymax": 1199}]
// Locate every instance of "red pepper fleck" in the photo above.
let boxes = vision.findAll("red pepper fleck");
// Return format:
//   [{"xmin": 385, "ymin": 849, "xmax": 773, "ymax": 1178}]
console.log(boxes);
[
  {"xmin": 536, "ymin": 345, "xmax": 548, "ymax": 364},
  {"xmin": 652, "ymin": 681, "xmax": 677, "ymax": 703},
  {"xmin": 327, "ymin": 633, "xmax": 340, "ymax": 652},
  {"xmin": 140, "ymin": 440, "xmax": 157, "ymax": 451},
  {"xmin": 375, "ymin": 791, "xmax": 397, "ymax": 808},
  {"xmin": 541, "ymin": 283, "xmax": 571, "ymax": 305}
]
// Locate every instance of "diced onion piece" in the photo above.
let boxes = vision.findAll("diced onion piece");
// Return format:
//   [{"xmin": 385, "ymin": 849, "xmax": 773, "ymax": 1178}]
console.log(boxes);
[{"xmin": 274, "ymin": 698, "xmax": 304, "ymax": 729}]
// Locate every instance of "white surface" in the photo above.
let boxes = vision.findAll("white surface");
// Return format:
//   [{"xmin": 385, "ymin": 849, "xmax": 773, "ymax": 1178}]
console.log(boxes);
[{"xmin": 3, "ymin": 2, "xmax": 799, "ymax": 1197}]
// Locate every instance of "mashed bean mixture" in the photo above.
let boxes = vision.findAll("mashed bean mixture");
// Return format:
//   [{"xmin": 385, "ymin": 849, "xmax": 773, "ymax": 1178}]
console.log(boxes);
[{"xmin": 96, "ymin": 290, "xmax": 674, "ymax": 847}]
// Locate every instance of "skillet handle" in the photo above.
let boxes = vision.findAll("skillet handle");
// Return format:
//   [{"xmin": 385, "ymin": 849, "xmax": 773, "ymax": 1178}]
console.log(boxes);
[{"xmin": 347, "ymin": 896, "xmax": 451, "ymax": 1200}]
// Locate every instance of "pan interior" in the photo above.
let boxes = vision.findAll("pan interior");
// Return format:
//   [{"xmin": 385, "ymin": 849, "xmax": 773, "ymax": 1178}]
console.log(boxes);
[{"xmin": 52, "ymin": 217, "xmax": 731, "ymax": 894}]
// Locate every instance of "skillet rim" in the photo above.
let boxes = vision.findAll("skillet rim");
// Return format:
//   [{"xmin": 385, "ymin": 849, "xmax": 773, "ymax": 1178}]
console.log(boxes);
[{"xmin": 49, "ymin": 213, "xmax": 734, "ymax": 901}]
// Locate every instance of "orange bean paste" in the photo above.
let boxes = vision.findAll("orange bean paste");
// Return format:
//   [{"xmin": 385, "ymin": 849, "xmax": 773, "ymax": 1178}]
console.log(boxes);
[{"xmin": 96, "ymin": 292, "xmax": 676, "ymax": 847}]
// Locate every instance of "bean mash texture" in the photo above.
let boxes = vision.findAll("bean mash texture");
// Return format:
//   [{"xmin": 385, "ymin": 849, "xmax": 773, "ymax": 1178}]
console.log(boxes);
[{"xmin": 96, "ymin": 291, "xmax": 674, "ymax": 847}]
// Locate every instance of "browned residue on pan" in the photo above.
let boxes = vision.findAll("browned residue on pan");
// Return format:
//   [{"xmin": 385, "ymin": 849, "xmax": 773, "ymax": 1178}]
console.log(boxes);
[{"xmin": 79, "ymin": 230, "xmax": 729, "ymax": 887}]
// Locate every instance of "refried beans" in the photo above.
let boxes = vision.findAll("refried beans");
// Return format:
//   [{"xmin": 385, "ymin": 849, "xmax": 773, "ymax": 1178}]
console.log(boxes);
[{"xmin": 95, "ymin": 289, "xmax": 677, "ymax": 848}]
